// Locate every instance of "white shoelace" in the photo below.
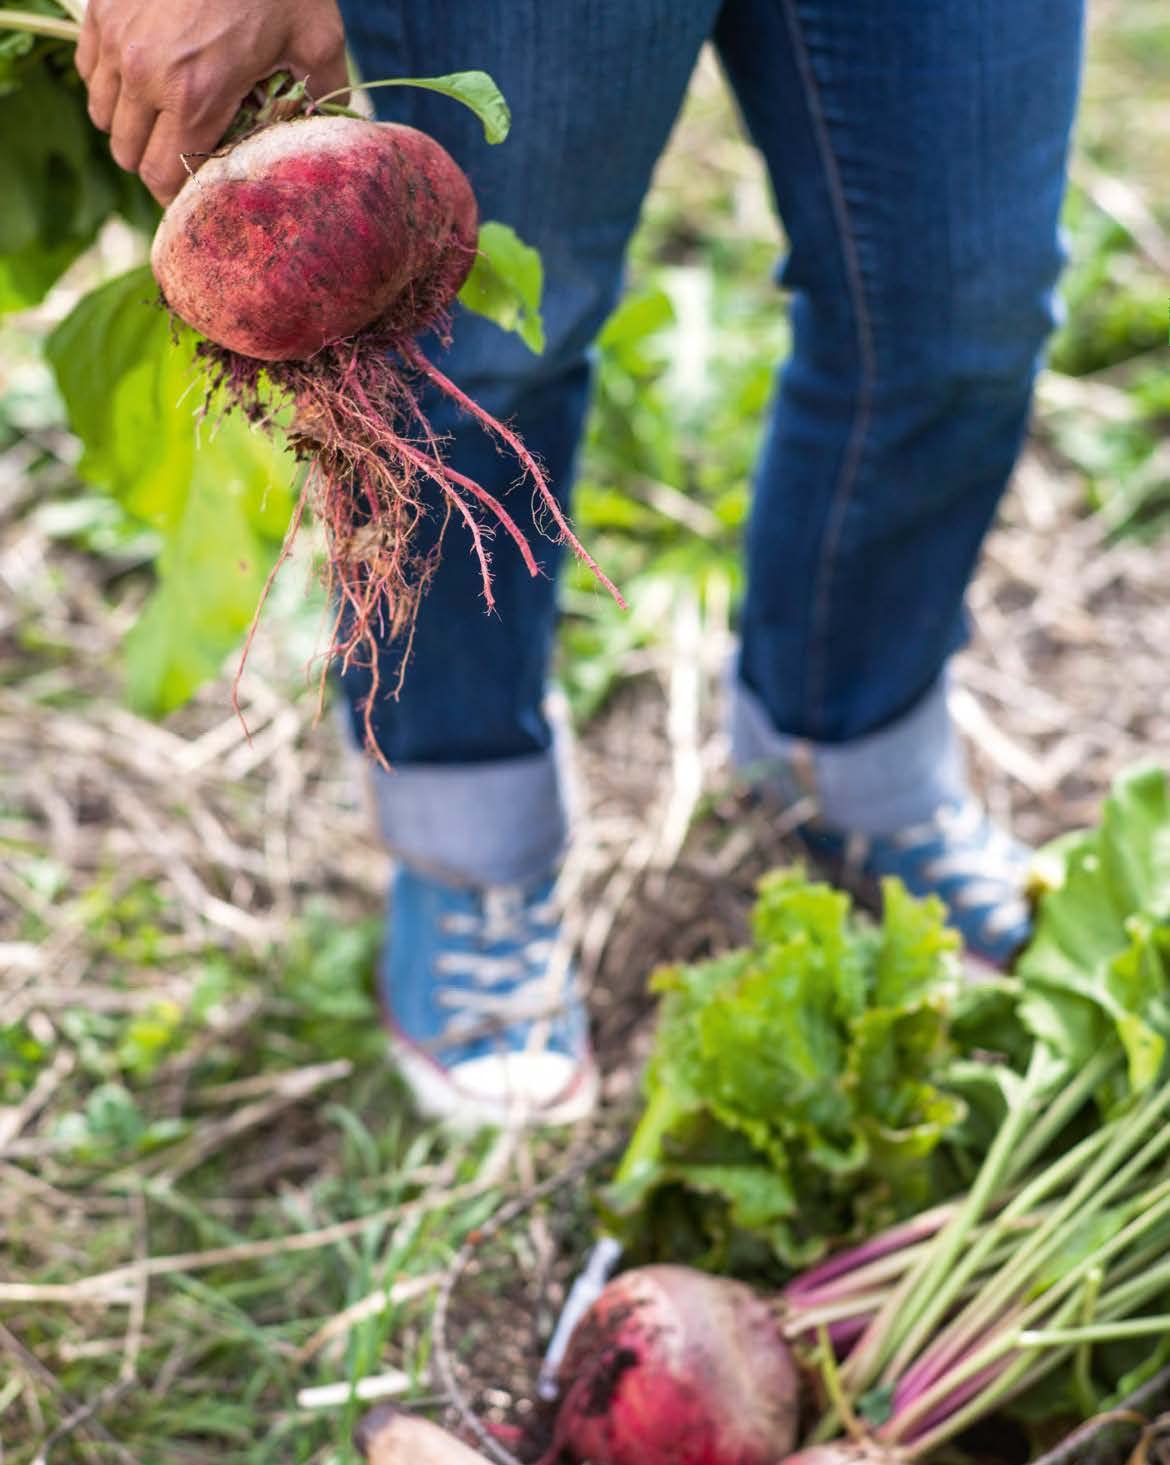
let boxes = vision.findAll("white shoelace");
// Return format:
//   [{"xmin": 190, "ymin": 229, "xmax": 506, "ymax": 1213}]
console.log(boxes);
[{"xmin": 434, "ymin": 886, "xmax": 571, "ymax": 1035}]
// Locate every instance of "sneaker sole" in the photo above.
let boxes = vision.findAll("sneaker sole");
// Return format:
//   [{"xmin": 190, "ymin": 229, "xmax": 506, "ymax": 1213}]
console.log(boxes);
[{"xmin": 384, "ymin": 1022, "xmax": 600, "ymax": 1131}]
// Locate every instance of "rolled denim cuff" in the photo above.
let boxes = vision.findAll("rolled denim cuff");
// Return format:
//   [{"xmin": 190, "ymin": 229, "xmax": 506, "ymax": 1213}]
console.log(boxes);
[
  {"xmin": 730, "ymin": 674, "xmax": 968, "ymax": 837},
  {"xmin": 368, "ymin": 742, "xmax": 570, "ymax": 887}
]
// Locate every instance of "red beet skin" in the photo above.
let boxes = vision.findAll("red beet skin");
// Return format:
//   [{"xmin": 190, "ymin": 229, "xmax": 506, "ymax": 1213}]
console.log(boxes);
[
  {"xmin": 544, "ymin": 1265, "xmax": 800, "ymax": 1465},
  {"xmin": 150, "ymin": 116, "xmax": 478, "ymax": 361}
]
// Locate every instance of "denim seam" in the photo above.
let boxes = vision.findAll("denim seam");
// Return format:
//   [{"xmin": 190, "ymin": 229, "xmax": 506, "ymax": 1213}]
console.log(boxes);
[{"xmin": 774, "ymin": 0, "xmax": 878, "ymax": 733}]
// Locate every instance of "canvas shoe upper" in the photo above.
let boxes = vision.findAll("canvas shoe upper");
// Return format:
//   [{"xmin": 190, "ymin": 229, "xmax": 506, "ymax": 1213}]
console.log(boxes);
[
  {"xmin": 379, "ymin": 865, "xmax": 598, "ymax": 1128},
  {"xmin": 792, "ymin": 795, "xmax": 1033, "ymax": 967}
]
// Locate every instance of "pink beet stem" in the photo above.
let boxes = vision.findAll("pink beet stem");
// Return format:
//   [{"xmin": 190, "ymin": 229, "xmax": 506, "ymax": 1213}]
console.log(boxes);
[
  {"xmin": 784, "ymin": 1206, "xmax": 956, "ymax": 1302},
  {"xmin": 885, "ymin": 1356, "xmax": 1008, "ymax": 1445},
  {"xmin": 892, "ymin": 1301, "xmax": 1024, "ymax": 1415},
  {"xmin": 828, "ymin": 1315, "xmax": 873, "ymax": 1358}
]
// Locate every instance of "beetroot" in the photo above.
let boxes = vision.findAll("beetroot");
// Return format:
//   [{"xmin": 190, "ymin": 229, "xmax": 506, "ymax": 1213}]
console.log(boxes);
[
  {"xmin": 151, "ymin": 110, "xmax": 619, "ymax": 754},
  {"xmin": 151, "ymin": 117, "xmax": 478, "ymax": 361},
  {"xmin": 539, "ymin": 1264, "xmax": 799, "ymax": 1465}
]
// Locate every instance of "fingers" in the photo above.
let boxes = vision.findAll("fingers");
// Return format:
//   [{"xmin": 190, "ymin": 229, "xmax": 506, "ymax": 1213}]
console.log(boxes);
[
  {"xmin": 75, "ymin": 0, "xmax": 353, "ymax": 204},
  {"xmin": 83, "ymin": 39, "xmax": 162, "ymax": 182},
  {"xmin": 83, "ymin": 57, "xmax": 121, "ymax": 132},
  {"xmin": 109, "ymin": 88, "xmax": 159, "ymax": 176},
  {"xmin": 136, "ymin": 100, "xmax": 239, "ymax": 205},
  {"xmin": 74, "ymin": 6, "xmax": 98, "ymax": 83},
  {"xmin": 291, "ymin": 12, "xmax": 349, "ymax": 106},
  {"xmin": 76, "ymin": 0, "xmax": 120, "ymax": 130}
]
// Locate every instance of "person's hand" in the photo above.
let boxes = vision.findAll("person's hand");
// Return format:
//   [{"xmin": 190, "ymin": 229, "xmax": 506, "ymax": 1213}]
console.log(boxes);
[{"xmin": 75, "ymin": 0, "xmax": 349, "ymax": 206}]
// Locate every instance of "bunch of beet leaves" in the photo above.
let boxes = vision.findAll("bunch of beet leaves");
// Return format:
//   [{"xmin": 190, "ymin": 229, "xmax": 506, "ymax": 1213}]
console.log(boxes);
[
  {"xmin": 601, "ymin": 866, "xmax": 970, "ymax": 1272},
  {"xmin": 550, "ymin": 766, "xmax": 1170, "ymax": 1465}
]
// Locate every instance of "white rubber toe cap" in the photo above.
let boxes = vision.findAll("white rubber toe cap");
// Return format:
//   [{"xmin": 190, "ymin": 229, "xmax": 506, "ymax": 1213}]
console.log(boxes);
[{"xmin": 391, "ymin": 1039, "xmax": 599, "ymax": 1131}]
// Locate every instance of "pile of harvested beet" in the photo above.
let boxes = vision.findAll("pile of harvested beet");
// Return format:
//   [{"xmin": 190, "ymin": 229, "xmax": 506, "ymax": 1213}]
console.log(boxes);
[{"xmin": 151, "ymin": 105, "xmax": 619, "ymax": 751}]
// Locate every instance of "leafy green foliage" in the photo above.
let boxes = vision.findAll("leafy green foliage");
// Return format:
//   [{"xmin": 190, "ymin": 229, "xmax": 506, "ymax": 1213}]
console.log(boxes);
[
  {"xmin": 0, "ymin": 2, "xmax": 72, "ymax": 81},
  {"xmin": 556, "ymin": 275, "xmax": 780, "ymax": 723},
  {"xmin": 459, "ymin": 220, "xmax": 545, "ymax": 351},
  {"xmin": 0, "ymin": 40, "xmax": 156, "ymax": 312},
  {"xmin": 0, "ymin": 864, "xmax": 503, "ymax": 1462},
  {"xmin": 604, "ymin": 868, "xmax": 965, "ymax": 1270},
  {"xmin": 0, "ymin": 1023, "xmax": 48, "ymax": 1102},
  {"xmin": 1043, "ymin": 361, "xmax": 1170, "ymax": 543},
  {"xmin": 1050, "ymin": 186, "xmax": 1168, "ymax": 377},
  {"xmin": 45, "ymin": 266, "xmax": 297, "ymax": 712},
  {"xmin": 1019, "ymin": 764, "xmax": 1170, "ymax": 1096}
]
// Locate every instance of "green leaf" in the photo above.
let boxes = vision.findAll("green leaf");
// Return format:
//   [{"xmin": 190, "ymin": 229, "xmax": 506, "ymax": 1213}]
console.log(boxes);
[
  {"xmin": 0, "ymin": 3, "xmax": 65, "ymax": 83},
  {"xmin": 122, "ymin": 454, "xmax": 282, "ymax": 714},
  {"xmin": 46, "ymin": 266, "xmax": 295, "ymax": 713},
  {"xmin": 0, "ymin": 49, "xmax": 156, "ymax": 309},
  {"xmin": 357, "ymin": 70, "xmax": 510, "ymax": 143},
  {"xmin": 848, "ymin": 1002, "xmax": 955, "ymax": 1136},
  {"xmin": 0, "ymin": 25, "xmax": 38, "ymax": 73},
  {"xmin": 458, "ymin": 220, "xmax": 545, "ymax": 352},
  {"xmin": 872, "ymin": 877, "xmax": 961, "ymax": 1008},
  {"xmin": 606, "ymin": 866, "xmax": 966, "ymax": 1268},
  {"xmin": 597, "ymin": 288, "xmax": 676, "ymax": 363},
  {"xmin": 0, "ymin": 235, "xmax": 82, "ymax": 310},
  {"xmin": 1019, "ymin": 765, "xmax": 1170, "ymax": 1093}
]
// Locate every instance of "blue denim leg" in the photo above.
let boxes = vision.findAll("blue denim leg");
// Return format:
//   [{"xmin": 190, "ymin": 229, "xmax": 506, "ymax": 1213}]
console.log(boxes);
[
  {"xmin": 337, "ymin": 1, "xmax": 1084, "ymax": 877},
  {"xmin": 719, "ymin": 0, "xmax": 1084, "ymax": 754},
  {"xmin": 336, "ymin": 1, "xmax": 718, "ymax": 879}
]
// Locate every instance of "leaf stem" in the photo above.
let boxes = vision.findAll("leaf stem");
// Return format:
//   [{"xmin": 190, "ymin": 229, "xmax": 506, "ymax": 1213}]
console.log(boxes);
[
  {"xmin": 1018, "ymin": 1318, "xmax": 1170, "ymax": 1347},
  {"xmin": 1092, "ymin": 1252, "xmax": 1170, "ymax": 1319},
  {"xmin": 845, "ymin": 1047, "xmax": 1056, "ymax": 1394},
  {"xmin": 892, "ymin": 1175, "xmax": 1170, "ymax": 1444},
  {"xmin": 1007, "ymin": 1048, "xmax": 1119, "ymax": 1180},
  {"xmin": 608, "ymin": 1080, "xmax": 688, "ymax": 1192},
  {"xmin": 1073, "ymin": 1268, "xmax": 1103, "ymax": 1417},
  {"xmin": 785, "ymin": 1290, "xmax": 898, "ymax": 1334},
  {"xmin": 884, "ymin": 1080, "xmax": 1170, "ymax": 1392},
  {"xmin": 310, "ymin": 72, "xmax": 510, "ymax": 143},
  {"xmin": 903, "ymin": 1334, "xmax": 1080, "ymax": 1460},
  {"xmin": 817, "ymin": 1325, "xmax": 866, "ymax": 1442},
  {"xmin": 0, "ymin": 7, "xmax": 80, "ymax": 40}
]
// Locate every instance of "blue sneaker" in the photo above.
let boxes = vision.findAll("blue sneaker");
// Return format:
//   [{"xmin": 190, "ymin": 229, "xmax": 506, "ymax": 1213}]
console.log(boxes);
[
  {"xmin": 791, "ymin": 796, "xmax": 1033, "ymax": 968},
  {"xmin": 379, "ymin": 866, "xmax": 599, "ymax": 1128}
]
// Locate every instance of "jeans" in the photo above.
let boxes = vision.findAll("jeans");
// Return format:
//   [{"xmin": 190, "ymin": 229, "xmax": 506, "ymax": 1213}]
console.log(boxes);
[{"xmin": 336, "ymin": 0, "xmax": 1084, "ymax": 885}]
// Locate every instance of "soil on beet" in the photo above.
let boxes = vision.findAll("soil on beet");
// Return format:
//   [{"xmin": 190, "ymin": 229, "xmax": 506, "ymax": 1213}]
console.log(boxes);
[{"xmin": 568, "ymin": 1342, "xmax": 640, "ymax": 1418}]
